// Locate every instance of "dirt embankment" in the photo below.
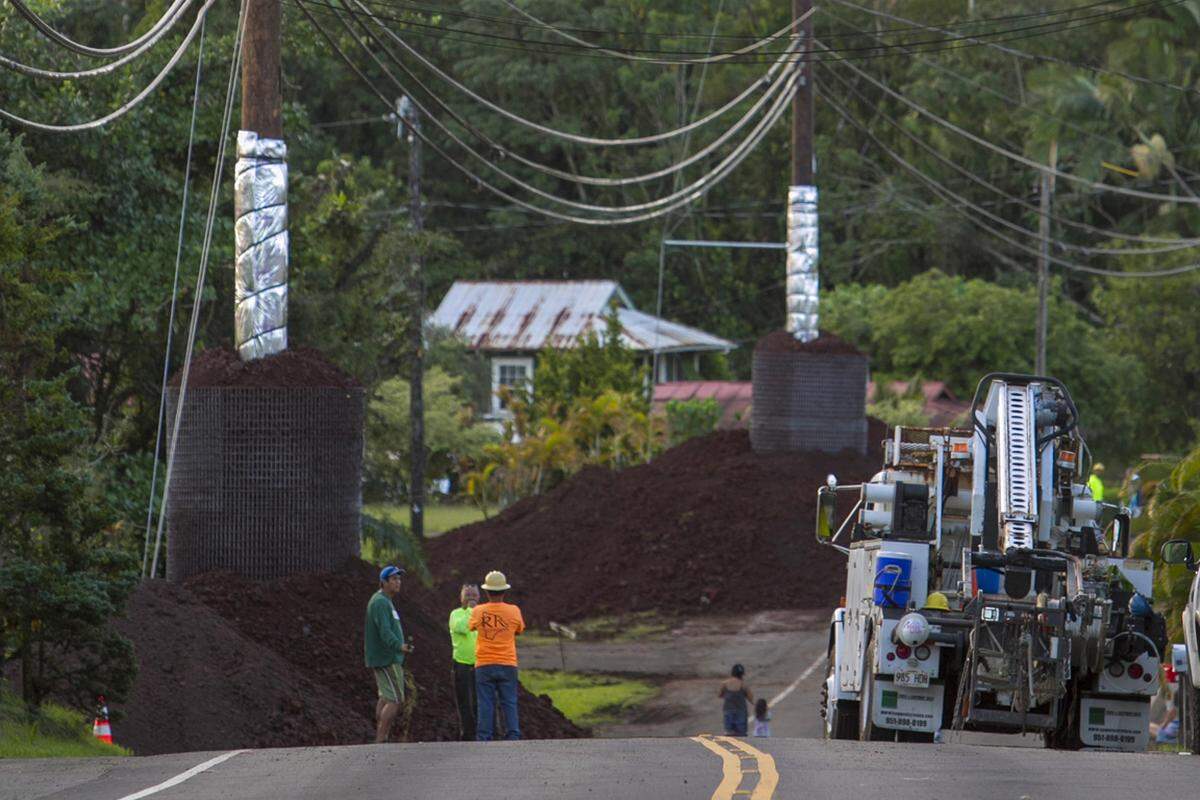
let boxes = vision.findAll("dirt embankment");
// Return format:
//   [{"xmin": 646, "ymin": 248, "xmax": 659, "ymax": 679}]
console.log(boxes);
[
  {"xmin": 111, "ymin": 560, "xmax": 584, "ymax": 755},
  {"xmin": 427, "ymin": 424, "xmax": 886, "ymax": 628}
]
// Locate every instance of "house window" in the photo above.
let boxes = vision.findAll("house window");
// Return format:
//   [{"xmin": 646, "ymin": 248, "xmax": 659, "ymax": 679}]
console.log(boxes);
[{"xmin": 491, "ymin": 357, "xmax": 534, "ymax": 414}]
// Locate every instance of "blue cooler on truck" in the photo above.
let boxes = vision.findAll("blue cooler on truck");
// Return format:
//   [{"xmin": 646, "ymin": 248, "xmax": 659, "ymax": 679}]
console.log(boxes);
[{"xmin": 874, "ymin": 552, "xmax": 913, "ymax": 608}]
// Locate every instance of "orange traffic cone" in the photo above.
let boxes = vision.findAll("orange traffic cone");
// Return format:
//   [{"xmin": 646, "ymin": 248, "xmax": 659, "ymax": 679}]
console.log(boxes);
[{"xmin": 92, "ymin": 696, "xmax": 113, "ymax": 745}]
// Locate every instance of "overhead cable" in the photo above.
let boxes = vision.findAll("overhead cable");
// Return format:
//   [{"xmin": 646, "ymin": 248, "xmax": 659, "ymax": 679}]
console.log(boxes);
[
  {"xmin": 297, "ymin": 0, "xmax": 1182, "ymax": 64},
  {"xmin": 492, "ymin": 0, "xmax": 814, "ymax": 65},
  {"xmin": 7, "ymin": 0, "xmax": 196, "ymax": 57},
  {"xmin": 821, "ymin": 88, "xmax": 1200, "ymax": 278},
  {"xmin": 337, "ymin": 0, "xmax": 797, "ymax": 147},
  {"xmin": 302, "ymin": 3, "xmax": 793, "ymax": 225},
  {"xmin": 820, "ymin": 40, "xmax": 1200, "ymax": 206},
  {"xmin": 340, "ymin": 0, "xmax": 799, "ymax": 214},
  {"xmin": 356, "ymin": 0, "xmax": 1122, "ymax": 43},
  {"xmin": 142, "ymin": 17, "xmax": 206, "ymax": 578},
  {"xmin": 816, "ymin": 61, "xmax": 1200, "ymax": 251},
  {"xmin": 149, "ymin": 0, "xmax": 247, "ymax": 578},
  {"xmin": 1, "ymin": 0, "xmax": 201, "ymax": 80},
  {"xmin": 0, "ymin": 0, "xmax": 216, "ymax": 133},
  {"xmin": 831, "ymin": 0, "xmax": 1199, "ymax": 96},
  {"xmin": 341, "ymin": 0, "xmax": 801, "ymax": 187}
]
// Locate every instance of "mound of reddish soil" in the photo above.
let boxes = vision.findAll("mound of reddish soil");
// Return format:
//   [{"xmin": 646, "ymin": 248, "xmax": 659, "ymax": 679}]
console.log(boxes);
[
  {"xmin": 754, "ymin": 330, "xmax": 863, "ymax": 355},
  {"xmin": 112, "ymin": 560, "xmax": 584, "ymax": 755},
  {"xmin": 170, "ymin": 346, "xmax": 360, "ymax": 388},
  {"xmin": 427, "ymin": 424, "xmax": 887, "ymax": 627}
]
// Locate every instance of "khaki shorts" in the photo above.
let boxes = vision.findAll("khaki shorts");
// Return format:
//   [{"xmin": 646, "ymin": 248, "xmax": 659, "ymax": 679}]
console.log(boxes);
[{"xmin": 373, "ymin": 663, "xmax": 405, "ymax": 704}]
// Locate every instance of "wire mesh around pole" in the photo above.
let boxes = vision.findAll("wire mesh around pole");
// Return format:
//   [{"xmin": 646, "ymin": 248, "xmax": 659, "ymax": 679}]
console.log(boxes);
[
  {"xmin": 164, "ymin": 386, "xmax": 364, "ymax": 581},
  {"xmin": 751, "ymin": 350, "xmax": 867, "ymax": 454}
]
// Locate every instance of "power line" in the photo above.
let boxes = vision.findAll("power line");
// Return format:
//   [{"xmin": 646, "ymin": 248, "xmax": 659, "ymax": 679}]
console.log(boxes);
[
  {"xmin": 831, "ymin": 0, "xmax": 1199, "ymax": 96},
  {"xmin": 1, "ymin": 1, "xmax": 201, "ymax": 80},
  {"xmin": 492, "ymin": 0, "xmax": 814, "ymax": 66},
  {"xmin": 300, "ymin": 1, "xmax": 795, "ymax": 225},
  {"xmin": 149, "ymin": 0, "xmax": 247, "ymax": 578},
  {"xmin": 8, "ymin": 0, "xmax": 196, "ymax": 58},
  {"xmin": 819, "ymin": 39, "xmax": 1200, "ymax": 206},
  {"xmin": 142, "ymin": 16, "xmax": 206, "ymax": 578},
  {"xmin": 290, "ymin": 0, "xmax": 1185, "ymax": 64},
  {"xmin": 340, "ymin": 0, "xmax": 800, "ymax": 213},
  {"xmin": 339, "ymin": 0, "xmax": 801, "ymax": 187},
  {"xmin": 816, "ymin": 60, "xmax": 1200, "ymax": 251},
  {"xmin": 821, "ymin": 86, "xmax": 1200, "ymax": 278},
  {"xmin": 0, "ymin": 0, "xmax": 216, "ymax": 133},
  {"xmin": 354, "ymin": 0, "xmax": 1125, "ymax": 44},
  {"xmin": 328, "ymin": 0, "xmax": 800, "ymax": 147}
]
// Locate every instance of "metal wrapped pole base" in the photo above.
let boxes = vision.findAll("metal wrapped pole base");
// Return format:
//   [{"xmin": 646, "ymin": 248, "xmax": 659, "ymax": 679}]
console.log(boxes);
[
  {"xmin": 786, "ymin": 185, "xmax": 819, "ymax": 342},
  {"xmin": 751, "ymin": 346, "xmax": 867, "ymax": 455},
  {"xmin": 234, "ymin": 130, "xmax": 288, "ymax": 361}
]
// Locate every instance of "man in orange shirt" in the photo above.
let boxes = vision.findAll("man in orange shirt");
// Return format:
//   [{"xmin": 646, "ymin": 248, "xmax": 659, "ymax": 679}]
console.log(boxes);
[{"xmin": 469, "ymin": 570, "xmax": 525, "ymax": 741}]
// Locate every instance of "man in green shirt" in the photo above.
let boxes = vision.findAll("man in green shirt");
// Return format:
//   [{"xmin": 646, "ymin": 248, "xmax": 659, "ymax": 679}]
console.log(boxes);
[
  {"xmin": 449, "ymin": 583, "xmax": 480, "ymax": 740},
  {"xmin": 365, "ymin": 565, "xmax": 412, "ymax": 743}
]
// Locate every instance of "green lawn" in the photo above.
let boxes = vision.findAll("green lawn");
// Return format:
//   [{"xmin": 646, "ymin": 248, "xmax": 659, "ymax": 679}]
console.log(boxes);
[
  {"xmin": 364, "ymin": 502, "xmax": 488, "ymax": 537},
  {"xmin": 522, "ymin": 612, "xmax": 672, "ymax": 647},
  {"xmin": 519, "ymin": 670, "xmax": 659, "ymax": 727},
  {"xmin": 0, "ymin": 693, "xmax": 130, "ymax": 759}
]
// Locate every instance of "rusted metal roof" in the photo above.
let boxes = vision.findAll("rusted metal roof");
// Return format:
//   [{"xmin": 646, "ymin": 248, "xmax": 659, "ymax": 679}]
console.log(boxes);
[{"xmin": 431, "ymin": 280, "xmax": 735, "ymax": 354}]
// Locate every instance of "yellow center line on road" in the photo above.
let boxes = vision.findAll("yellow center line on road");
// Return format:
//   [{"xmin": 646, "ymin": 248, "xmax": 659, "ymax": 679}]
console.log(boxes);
[{"xmin": 689, "ymin": 735, "xmax": 778, "ymax": 800}]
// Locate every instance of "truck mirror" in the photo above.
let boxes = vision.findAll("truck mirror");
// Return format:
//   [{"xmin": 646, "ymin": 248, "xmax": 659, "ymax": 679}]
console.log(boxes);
[
  {"xmin": 1161, "ymin": 539, "xmax": 1197, "ymax": 570},
  {"xmin": 817, "ymin": 486, "xmax": 838, "ymax": 542}
]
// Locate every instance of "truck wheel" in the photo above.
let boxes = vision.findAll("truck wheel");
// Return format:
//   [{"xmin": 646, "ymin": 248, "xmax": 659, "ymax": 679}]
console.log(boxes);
[
  {"xmin": 1183, "ymin": 671, "xmax": 1200, "ymax": 753},
  {"xmin": 859, "ymin": 636, "xmax": 892, "ymax": 742},
  {"xmin": 822, "ymin": 647, "xmax": 859, "ymax": 740}
]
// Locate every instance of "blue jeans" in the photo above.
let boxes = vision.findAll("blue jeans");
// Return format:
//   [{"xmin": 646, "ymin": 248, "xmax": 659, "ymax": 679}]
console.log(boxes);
[
  {"xmin": 476, "ymin": 665, "xmax": 520, "ymax": 741},
  {"xmin": 724, "ymin": 712, "xmax": 747, "ymax": 736}
]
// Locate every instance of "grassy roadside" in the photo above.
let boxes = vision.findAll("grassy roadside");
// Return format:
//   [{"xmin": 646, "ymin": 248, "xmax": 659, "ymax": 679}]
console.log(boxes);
[
  {"xmin": 0, "ymin": 693, "xmax": 130, "ymax": 759},
  {"xmin": 519, "ymin": 670, "xmax": 658, "ymax": 727},
  {"xmin": 521, "ymin": 612, "xmax": 672, "ymax": 647},
  {"xmin": 364, "ymin": 502, "xmax": 488, "ymax": 537}
]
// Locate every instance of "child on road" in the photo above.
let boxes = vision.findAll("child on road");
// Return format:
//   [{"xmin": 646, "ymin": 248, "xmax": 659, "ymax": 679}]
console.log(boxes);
[{"xmin": 751, "ymin": 698, "xmax": 771, "ymax": 737}]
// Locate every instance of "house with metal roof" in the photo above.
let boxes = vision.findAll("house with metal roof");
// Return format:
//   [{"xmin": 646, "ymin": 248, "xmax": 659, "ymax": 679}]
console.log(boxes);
[{"xmin": 430, "ymin": 280, "xmax": 736, "ymax": 416}]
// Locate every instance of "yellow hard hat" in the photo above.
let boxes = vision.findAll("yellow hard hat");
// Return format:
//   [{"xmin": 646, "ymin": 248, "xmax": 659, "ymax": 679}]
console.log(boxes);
[
  {"xmin": 482, "ymin": 570, "xmax": 511, "ymax": 592},
  {"xmin": 924, "ymin": 592, "xmax": 950, "ymax": 611}
]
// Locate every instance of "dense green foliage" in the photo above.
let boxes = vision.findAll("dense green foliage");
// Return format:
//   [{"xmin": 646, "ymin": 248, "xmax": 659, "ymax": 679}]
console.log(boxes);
[
  {"xmin": 665, "ymin": 398, "xmax": 723, "ymax": 446},
  {"xmin": 5, "ymin": 0, "xmax": 1200, "ymax": 694},
  {"xmin": 0, "ymin": 131, "xmax": 137, "ymax": 711}
]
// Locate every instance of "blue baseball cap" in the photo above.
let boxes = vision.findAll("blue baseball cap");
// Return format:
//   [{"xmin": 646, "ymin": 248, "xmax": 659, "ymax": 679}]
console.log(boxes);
[{"xmin": 379, "ymin": 565, "xmax": 406, "ymax": 582}]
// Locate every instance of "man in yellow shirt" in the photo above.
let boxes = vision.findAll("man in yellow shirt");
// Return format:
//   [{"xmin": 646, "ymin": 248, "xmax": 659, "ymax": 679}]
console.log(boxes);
[
  {"xmin": 469, "ymin": 570, "xmax": 525, "ymax": 741},
  {"xmin": 1089, "ymin": 463, "xmax": 1106, "ymax": 503},
  {"xmin": 448, "ymin": 583, "xmax": 479, "ymax": 741}
]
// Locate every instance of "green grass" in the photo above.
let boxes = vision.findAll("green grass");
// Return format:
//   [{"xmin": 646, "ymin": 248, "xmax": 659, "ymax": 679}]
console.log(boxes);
[
  {"xmin": 364, "ymin": 502, "xmax": 489, "ymax": 537},
  {"xmin": 0, "ymin": 693, "xmax": 130, "ymax": 759},
  {"xmin": 523, "ymin": 612, "xmax": 672, "ymax": 647},
  {"xmin": 519, "ymin": 670, "xmax": 659, "ymax": 727}
]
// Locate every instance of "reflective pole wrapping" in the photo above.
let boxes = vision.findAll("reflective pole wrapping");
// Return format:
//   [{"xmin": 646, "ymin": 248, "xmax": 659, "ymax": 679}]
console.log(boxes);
[
  {"xmin": 233, "ymin": 130, "xmax": 288, "ymax": 360},
  {"xmin": 786, "ymin": 185, "xmax": 818, "ymax": 341}
]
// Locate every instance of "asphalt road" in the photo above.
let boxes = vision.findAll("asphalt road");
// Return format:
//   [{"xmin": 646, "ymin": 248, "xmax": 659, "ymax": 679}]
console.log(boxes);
[{"xmin": 5, "ymin": 737, "xmax": 1195, "ymax": 800}]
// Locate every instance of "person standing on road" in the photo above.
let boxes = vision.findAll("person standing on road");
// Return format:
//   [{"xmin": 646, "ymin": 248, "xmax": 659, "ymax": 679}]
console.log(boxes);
[
  {"xmin": 1088, "ymin": 463, "xmax": 1106, "ymax": 502},
  {"xmin": 469, "ymin": 570, "xmax": 525, "ymax": 741},
  {"xmin": 365, "ymin": 565, "xmax": 413, "ymax": 743},
  {"xmin": 449, "ymin": 583, "xmax": 480, "ymax": 741},
  {"xmin": 718, "ymin": 663, "xmax": 754, "ymax": 736}
]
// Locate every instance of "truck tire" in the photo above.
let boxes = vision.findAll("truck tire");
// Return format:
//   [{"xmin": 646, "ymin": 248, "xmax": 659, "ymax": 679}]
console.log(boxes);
[
  {"xmin": 859, "ymin": 635, "xmax": 892, "ymax": 742},
  {"xmin": 822, "ymin": 647, "xmax": 859, "ymax": 740},
  {"xmin": 1183, "ymin": 671, "xmax": 1200, "ymax": 753}
]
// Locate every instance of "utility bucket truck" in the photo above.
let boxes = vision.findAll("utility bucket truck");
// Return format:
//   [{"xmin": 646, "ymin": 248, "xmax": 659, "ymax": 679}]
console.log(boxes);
[{"xmin": 816, "ymin": 374, "xmax": 1167, "ymax": 750}]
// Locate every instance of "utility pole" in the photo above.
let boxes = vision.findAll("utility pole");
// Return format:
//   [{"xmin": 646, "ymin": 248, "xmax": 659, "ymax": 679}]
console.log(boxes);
[
  {"xmin": 786, "ymin": 0, "xmax": 818, "ymax": 342},
  {"xmin": 236, "ymin": 0, "xmax": 288, "ymax": 361},
  {"xmin": 399, "ymin": 97, "xmax": 426, "ymax": 540},
  {"xmin": 1035, "ymin": 140, "xmax": 1058, "ymax": 376}
]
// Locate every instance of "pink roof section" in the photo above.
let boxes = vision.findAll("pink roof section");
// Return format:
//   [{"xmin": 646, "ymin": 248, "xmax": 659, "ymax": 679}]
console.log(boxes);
[
  {"xmin": 652, "ymin": 381, "xmax": 752, "ymax": 429},
  {"xmin": 866, "ymin": 380, "xmax": 969, "ymax": 427}
]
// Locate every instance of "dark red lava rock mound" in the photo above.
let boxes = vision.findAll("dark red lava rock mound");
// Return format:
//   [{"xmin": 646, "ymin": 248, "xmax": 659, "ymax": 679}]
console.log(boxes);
[
  {"xmin": 754, "ymin": 330, "xmax": 863, "ymax": 355},
  {"xmin": 112, "ymin": 560, "xmax": 584, "ymax": 755},
  {"xmin": 169, "ymin": 346, "xmax": 360, "ymax": 388},
  {"xmin": 427, "ymin": 423, "xmax": 887, "ymax": 628}
]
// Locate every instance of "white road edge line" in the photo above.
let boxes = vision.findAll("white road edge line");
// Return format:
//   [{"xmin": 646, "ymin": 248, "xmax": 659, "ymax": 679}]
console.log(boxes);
[
  {"xmin": 115, "ymin": 749, "xmax": 249, "ymax": 800},
  {"xmin": 768, "ymin": 652, "xmax": 825, "ymax": 708}
]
